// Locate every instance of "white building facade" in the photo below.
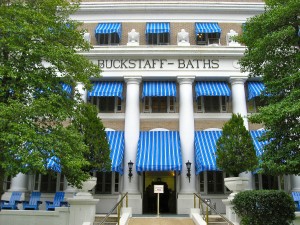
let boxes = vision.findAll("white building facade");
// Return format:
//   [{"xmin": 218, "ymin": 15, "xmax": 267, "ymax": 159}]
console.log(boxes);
[{"xmin": 3, "ymin": 0, "xmax": 300, "ymax": 215}]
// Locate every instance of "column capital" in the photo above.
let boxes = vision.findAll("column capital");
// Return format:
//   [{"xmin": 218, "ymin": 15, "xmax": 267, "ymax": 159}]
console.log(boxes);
[
  {"xmin": 124, "ymin": 76, "xmax": 142, "ymax": 84},
  {"xmin": 177, "ymin": 76, "xmax": 195, "ymax": 85},
  {"xmin": 229, "ymin": 76, "xmax": 248, "ymax": 85}
]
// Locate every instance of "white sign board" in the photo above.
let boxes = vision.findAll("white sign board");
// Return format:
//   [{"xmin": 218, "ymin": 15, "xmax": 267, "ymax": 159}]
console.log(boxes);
[{"xmin": 154, "ymin": 185, "xmax": 164, "ymax": 194}]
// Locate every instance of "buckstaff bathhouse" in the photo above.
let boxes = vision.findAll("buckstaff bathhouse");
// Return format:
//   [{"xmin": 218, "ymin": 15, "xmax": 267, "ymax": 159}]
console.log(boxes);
[{"xmin": 3, "ymin": 0, "xmax": 300, "ymax": 215}]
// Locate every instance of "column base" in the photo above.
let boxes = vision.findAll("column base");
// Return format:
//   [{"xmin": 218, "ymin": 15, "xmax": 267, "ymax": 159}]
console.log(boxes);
[
  {"xmin": 127, "ymin": 193, "xmax": 142, "ymax": 214},
  {"xmin": 177, "ymin": 193, "xmax": 194, "ymax": 214}
]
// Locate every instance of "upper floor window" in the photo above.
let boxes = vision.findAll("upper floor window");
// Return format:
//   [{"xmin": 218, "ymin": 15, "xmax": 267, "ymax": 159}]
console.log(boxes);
[
  {"xmin": 95, "ymin": 23, "xmax": 122, "ymax": 45},
  {"xmin": 88, "ymin": 81, "xmax": 123, "ymax": 113},
  {"xmin": 247, "ymin": 81, "xmax": 266, "ymax": 113},
  {"xmin": 146, "ymin": 22, "xmax": 170, "ymax": 45},
  {"xmin": 197, "ymin": 96, "xmax": 228, "ymax": 113},
  {"xmin": 144, "ymin": 96, "xmax": 175, "ymax": 113},
  {"xmin": 195, "ymin": 81, "xmax": 231, "ymax": 113},
  {"xmin": 195, "ymin": 23, "xmax": 222, "ymax": 45}
]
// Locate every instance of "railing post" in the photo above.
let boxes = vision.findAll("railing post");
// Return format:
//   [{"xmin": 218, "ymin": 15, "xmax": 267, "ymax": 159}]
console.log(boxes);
[
  {"xmin": 126, "ymin": 193, "xmax": 128, "ymax": 207},
  {"xmin": 194, "ymin": 194, "xmax": 196, "ymax": 208},
  {"xmin": 206, "ymin": 205, "xmax": 209, "ymax": 224},
  {"xmin": 117, "ymin": 204, "xmax": 121, "ymax": 225}
]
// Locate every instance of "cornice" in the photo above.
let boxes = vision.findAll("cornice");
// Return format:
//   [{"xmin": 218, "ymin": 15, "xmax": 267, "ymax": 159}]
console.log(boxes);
[
  {"xmin": 76, "ymin": 2, "xmax": 265, "ymax": 14},
  {"xmin": 78, "ymin": 46, "xmax": 246, "ymax": 58}
]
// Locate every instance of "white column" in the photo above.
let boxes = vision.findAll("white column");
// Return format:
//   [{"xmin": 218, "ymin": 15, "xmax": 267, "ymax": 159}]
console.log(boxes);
[
  {"xmin": 230, "ymin": 77, "xmax": 248, "ymax": 129},
  {"xmin": 9, "ymin": 173, "xmax": 27, "ymax": 192},
  {"xmin": 291, "ymin": 175, "xmax": 300, "ymax": 192},
  {"xmin": 178, "ymin": 77, "xmax": 196, "ymax": 193},
  {"xmin": 123, "ymin": 77, "xmax": 141, "ymax": 194},
  {"xmin": 75, "ymin": 82, "xmax": 87, "ymax": 103}
]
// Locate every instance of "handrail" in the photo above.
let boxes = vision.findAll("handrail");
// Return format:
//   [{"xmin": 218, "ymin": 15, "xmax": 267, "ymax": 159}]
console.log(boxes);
[
  {"xmin": 96, "ymin": 192, "xmax": 128, "ymax": 225},
  {"xmin": 194, "ymin": 193, "xmax": 234, "ymax": 225}
]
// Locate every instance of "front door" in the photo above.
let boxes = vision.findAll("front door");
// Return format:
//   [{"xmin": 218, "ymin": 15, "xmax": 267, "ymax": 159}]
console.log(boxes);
[{"xmin": 143, "ymin": 171, "xmax": 176, "ymax": 214}]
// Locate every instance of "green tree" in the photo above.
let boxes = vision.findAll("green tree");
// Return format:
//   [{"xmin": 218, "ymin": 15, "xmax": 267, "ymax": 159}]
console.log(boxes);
[
  {"xmin": 238, "ymin": 0, "xmax": 300, "ymax": 175},
  {"xmin": 0, "ymin": 0, "xmax": 108, "ymax": 195},
  {"xmin": 216, "ymin": 114, "xmax": 258, "ymax": 176}
]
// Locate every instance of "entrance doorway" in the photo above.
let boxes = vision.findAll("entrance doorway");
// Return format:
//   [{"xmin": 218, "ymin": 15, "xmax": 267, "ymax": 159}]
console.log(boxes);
[{"xmin": 143, "ymin": 171, "xmax": 177, "ymax": 214}]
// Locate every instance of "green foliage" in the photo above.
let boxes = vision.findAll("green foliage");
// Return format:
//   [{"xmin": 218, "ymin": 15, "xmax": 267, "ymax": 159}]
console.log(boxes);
[
  {"xmin": 232, "ymin": 190, "xmax": 296, "ymax": 225},
  {"xmin": 72, "ymin": 103, "xmax": 111, "ymax": 172},
  {"xmin": 238, "ymin": 0, "xmax": 300, "ymax": 175},
  {"xmin": 0, "ymin": 0, "xmax": 106, "ymax": 192},
  {"xmin": 216, "ymin": 114, "xmax": 258, "ymax": 176}
]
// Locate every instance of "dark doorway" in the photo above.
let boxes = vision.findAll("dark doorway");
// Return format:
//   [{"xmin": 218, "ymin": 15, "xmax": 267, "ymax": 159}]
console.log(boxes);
[{"xmin": 143, "ymin": 171, "xmax": 176, "ymax": 214}]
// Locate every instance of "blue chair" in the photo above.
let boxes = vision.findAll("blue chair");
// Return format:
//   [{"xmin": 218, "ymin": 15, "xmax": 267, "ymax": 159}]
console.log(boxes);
[
  {"xmin": 45, "ymin": 192, "xmax": 68, "ymax": 211},
  {"xmin": 22, "ymin": 192, "xmax": 42, "ymax": 210},
  {"xmin": 0, "ymin": 192, "xmax": 22, "ymax": 210},
  {"xmin": 292, "ymin": 192, "xmax": 300, "ymax": 211}
]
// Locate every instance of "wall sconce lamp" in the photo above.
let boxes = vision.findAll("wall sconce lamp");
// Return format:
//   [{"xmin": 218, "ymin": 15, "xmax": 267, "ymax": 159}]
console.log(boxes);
[
  {"xmin": 186, "ymin": 160, "xmax": 192, "ymax": 183},
  {"xmin": 128, "ymin": 160, "xmax": 134, "ymax": 182}
]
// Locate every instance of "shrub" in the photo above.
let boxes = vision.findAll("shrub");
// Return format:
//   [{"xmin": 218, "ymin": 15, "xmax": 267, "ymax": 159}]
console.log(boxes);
[{"xmin": 232, "ymin": 190, "xmax": 296, "ymax": 225}]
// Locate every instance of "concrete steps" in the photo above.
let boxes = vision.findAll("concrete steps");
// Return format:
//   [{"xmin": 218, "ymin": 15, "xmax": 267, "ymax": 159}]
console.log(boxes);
[
  {"xmin": 128, "ymin": 217, "xmax": 195, "ymax": 225},
  {"xmin": 207, "ymin": 215, "xmax": 230, "ymax": 225},
  {"xmin": 94, "ymin": 214, "xmax": 118, "ymax": 225}
]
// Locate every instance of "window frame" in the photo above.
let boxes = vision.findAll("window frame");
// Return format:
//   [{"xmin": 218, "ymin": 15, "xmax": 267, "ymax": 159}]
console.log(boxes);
[
  {"xmin": 197, "ymin": 96, "xmax": 228, "ymax": 113},
  {"xmin": 33, "ymin": 173, "xmax": 65, "ymax": 193},
  {"xmin": 143, "ymin": 96, "xmax": 176, "ymax": 113},
  {"xmin": 199, "ymin": 171, "xmax": 230, "ymax": 194},
  {"xmin": 96, "ymin": 33, "xmax": 120, "ymax": 45},
  {"xmin": 90, "ymin": 96, "xmax": 122, "ymax": 113},
  {"xmin": 254, "ymin": 174, "xmax": 283, "ymax": 190},
  {"xmin": 146, "ymin": 33, "xmax": 170, "ymax": 45},
  {"xmin": 92, "ymin": 171, "xmax": 120, "ymax": 195},
  {"xmin": 196, "ymin": 33, "xmax": 220, "ymax": 45}
]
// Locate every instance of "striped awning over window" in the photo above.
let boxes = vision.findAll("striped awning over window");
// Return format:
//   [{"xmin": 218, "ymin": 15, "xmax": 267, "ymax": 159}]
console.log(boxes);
[
  {"xmin": 46, "ymin": 156, "xmax": 61, "ymax": 173},
  {"xmin": 146, "ymin": 22, "xmax": 170, "ymax": 34},
  {"xmin": 195, "ymin": 23, "xmax": 222, "ymax": 34},
  {"xmin": 136, "ymin": 131, "xmax": 182, "ymax": 172},
  {"xmin": 247, "ymin": 81, "xmax": 265, "ymax": 100},
  {"xmin": 95, "ymin": 23, "xmax": 122, "ymax": 38},
  {"xmin": 195, "ymin": 130, "xmax": 268, "ymax": 174},
  {"xmin": 195, "ymin": 81, "xmax": 231, "ymax": 97},
  {"xmin": 142, "ymin": 81, "xmax": 177, "ymax": 98},
  {"xmin": 88, "ymin": 82, "xmax": 123, "ymax": 99},
  {"xmin": 194, "ymin": 131, "xmax": 222, "ymax": 174},
  {"xmin": 250, "ymin": 130, "xmax": 268, "ymax": 157},
  {"xmin": 106, "ymin": 131, "xmax": 125, "ymax": 174}
]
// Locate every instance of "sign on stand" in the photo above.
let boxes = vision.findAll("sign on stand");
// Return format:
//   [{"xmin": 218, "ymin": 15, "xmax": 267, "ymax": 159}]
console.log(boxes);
[{"xmin": 154, "ymin": 185, "xmax": 164, "ymax": 216}]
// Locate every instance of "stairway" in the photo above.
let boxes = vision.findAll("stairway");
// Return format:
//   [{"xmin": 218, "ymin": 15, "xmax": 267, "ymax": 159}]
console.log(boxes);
[
  {"xmin": 128, "ymin": 217, "xmax": 195, "ymax": 225},
  {"xmin": 207, "ymin": 215, "xmax": 230, "ymax": 225},
  {"xmin": 94, "ymin": 214, "xmax": 118, "ymax": 225}
]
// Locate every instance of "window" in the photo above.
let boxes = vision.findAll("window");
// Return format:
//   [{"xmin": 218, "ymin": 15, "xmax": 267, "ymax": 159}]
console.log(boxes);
[
  {"xmin": 147, "ymin": 33, "xmax": 170, "ymax": 45},
  {"xmin": 94, "ymin": 172, "xmax": 119, "ymax": 194},
  {"xmin": 96, "ymin": 33, "xmax": 120, "ymax": 45},
  {"xmin": 89, "ymin": 97, "xmax": 122, "ymax": 113},
  {"xmin": 34, "ymin": 173, "xmax": 64, "ymax": 193},
  {"xmin": 143, "ymin": 97, "xmax": 175, "ymax": 113},
  {"xmin": 196, "ymin": 33, "xmax": 220, "ymax": 45},
  {"xmin": 247, "ymin": 96, "xmax": 266, "ymax": 113},
  {"xmin": 199, "ymin": 171, "xmax": 229, "ymax": 194},
  {"xmin": 254, "ymin": 174, "xmax": 283, "ymax": 190},
  {"xmin": 197, "ymin": 96, "xmax": 228, "ymax": 113},
  {"xmin": 3, "ymin": 175, "xmax": 12, "ymax": 191}
]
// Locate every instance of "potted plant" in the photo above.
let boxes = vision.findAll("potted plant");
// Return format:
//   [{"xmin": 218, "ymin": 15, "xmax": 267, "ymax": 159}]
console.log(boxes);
[
  {"xmin": 216, "ymin": 114, "xmax": 258, "ymax": 198},
  {"xmin": 72, "ymin": 103, "xmax": 111, "ymax": 197}
]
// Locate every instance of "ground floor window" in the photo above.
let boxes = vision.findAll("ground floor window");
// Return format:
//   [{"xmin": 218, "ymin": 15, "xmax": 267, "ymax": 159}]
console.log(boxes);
[
  {"xmin": 93, "ymin": 172, "xmax": 119, "ymax": 194},
  {"xmin": 199, "ymin": 171, "xmax": 229, "ymax": 194},
  {"xmin": 197, "ymin": 96, "xmax": 227, "ymax": 113},
  {"xmin": 33, "ymin": 173, "xmax": 65, "ymax": 193},
  {"xmin": 3, "ymin": 175, "xmax": 12, "ymax": 191},
  {"xmin": 254, "ymin": 174, "xmax": 284, "ymax": 190}
]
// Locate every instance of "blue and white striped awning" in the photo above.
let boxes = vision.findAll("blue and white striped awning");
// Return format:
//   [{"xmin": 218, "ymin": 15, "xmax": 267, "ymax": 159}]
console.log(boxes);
[
  {"xmin": 136, "ymin": 131, "xmax": 182, "ymax": 172},
  {"xmin": 194, "ymin": 131, "xmax": 222, "ymax": 174},
  {"xmin": 195, "ymin": 23, "xmax": 222, "ymax": 34},
  {"xmin": 61, "ymin": 83, "xmax": 72, "ymax": 94},
  {"xmin": 247, "ymin": 81, "xmax": 265, "ymax": 100},
  {"xmin": 106, "ymin": 131, "xmax": 125, "ymax": 174},
  {"xmin": 146, "ymin": 22, "xmax": 170, "ymax": 34},
  {"xmin": 250, "ymin": 130, "xmax": 268, "ymax": 157},
  {"xmin": 46, "ymin": 156, "xmax": 61, "ymax": 173},
  {"xmin": 88, "ymin": 82, "xmax": 123, "ymax": 99},
  {"xmin": 142, "ymin": 81, "xmax": 177, "ymax": 98},
  {"xmin": 195, "ymin": 81, "xmax": 231, "ymax": 97},
  {"xmin": 95, "ymin": 23, "xmax": 122, "ymax": 38}
]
